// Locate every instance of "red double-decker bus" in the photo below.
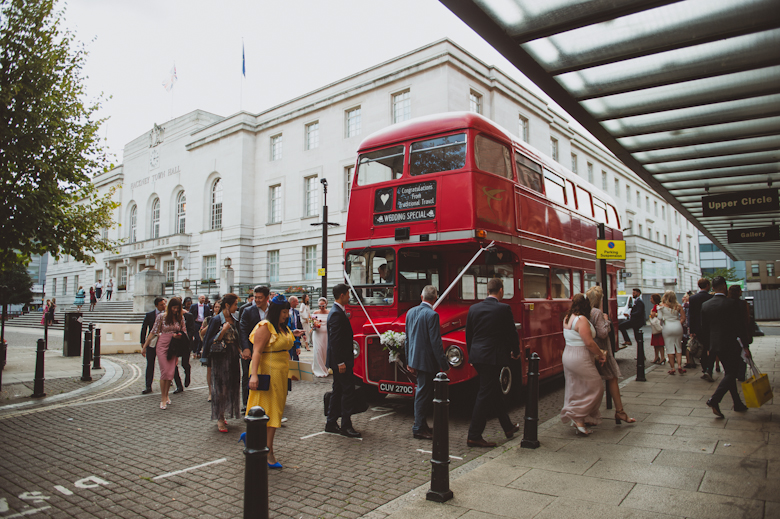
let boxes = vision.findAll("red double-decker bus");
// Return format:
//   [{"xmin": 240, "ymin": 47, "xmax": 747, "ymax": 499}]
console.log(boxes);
[{"xmin": 343, "ymin": 112, "xmax": 623, "ymax": 400}]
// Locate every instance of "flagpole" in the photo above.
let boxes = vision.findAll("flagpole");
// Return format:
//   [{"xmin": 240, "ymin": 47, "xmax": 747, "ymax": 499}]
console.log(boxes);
[
  {"xmin": 170, "ymin": 61, "xmax": 175, "ymax": 121},
  {"xmin": 240, "ymin": 38, "xmax": 245, "ymax": 112}
]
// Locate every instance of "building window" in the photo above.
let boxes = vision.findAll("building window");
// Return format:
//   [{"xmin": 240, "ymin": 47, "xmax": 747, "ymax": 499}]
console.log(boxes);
[
  {"xmin": 636, "ymin": 190, "xmax": 641, "ymax": 206},
  {"xmin": 176, "ymin": 191, "xmax": 186, "ymax": 234},
  {"xmin": 638, "ymin": 224, "xmax": 643, "ymax": 236},
  {"xmin": 269, "ymin": 185, "xmax": 281, "ymax": 224},
  {"xmin": 203, "ymin": 255, "xmax": 217, "ymax": 281},
  {"xmin": 345, "ymin": 107, "xmax": 361, "ymax": 137},
  {"xmin": 570, "ymin": 153, "xmax": 578, "ymax": 174},
  {"xmin": 661, "ymin": 205, "xmax": 666, "ymax": 220},
  {"xmin": 656, "ymin": 231, "xmax": 660, "ymax": 243},
  {"xmin": 271, "ymin": 134, "xmax": 283, "ymax": 161},
  {"xmin": 303, "ymin": 245, "xmax": 317, "ymax": 280},
  {"xmin": 601, "ymin": 171, "xmax": 607, "ymax": 190},
  {"xmin": 268, "ymin": 250, "xmax": 279, "ymax": 282},
  {"xmin": 305, "ymin": 176, "xmax": 319, "ymax": 217},
  {"xmin": 647, "ymin": 227, "xmax": 652, "ymax": 240},
  {"xmin": 469, "ymin": 90, "xmax": 482, "ymax": 114},
  {"xmin": 63, "ymin": 276, "xmax": 67, "ymax": 295},
  {"xmin": 74, "ymin": 275, "xmax": 79, "ymax": 295},
  {"xmin": 392, "ymin": 90, "xmax": 411, "ymax": 123},
  {"xmin": 129, "ymin": 205, "xmax": 137, "ymax": 243},
  {"xmin": 519, "ymin": 115, "xmax": 529, "ymax": 142},
  {"xmin": 164, "ymin": 261, "xmax": 175, "ymax": 283},
  {"xmin": 768, "ymin": 263, "xmax": 775, "ymax": 277},
  {"xmin": 587, "ymin": 162, "xmax": 593, "ymax": 183},
  {"xmin": 151, "ymin": 198, "xmax": 160, "ymax": 239},
  {"xmin": 305, "ymin": 122, "xmax": 319, "ymax": 150},
  {"xmin": 550, "ymin": 137, "xmax": 559, "ymax": 161},
  {"xmin": 654, "ymin": 201, "xmax": 658, "ymax": 216},
  {"xmin": 752, "ymin": 263, "xmax": 760, "ymax": 276},
  {"xmin": 674, "ymin": 211, "xmax": 678, "ymax": 224},
  {"xmin": 344, "ymin": 165, "xmax": 354, "ymax": 205},
  {"xmin": 645, "ymin": 196, "xmax": 650, "ymax": 212},
  {"xmin": 628, "ymin": 220, "xmax": 633, "ymax": 234},
  {"xmin": 52, "ymin": 278, "xmax": 56, "ymax": 296},
  {"xmin": 625, "ymin": 185, "xmax": 630, "ymax": 201},
  {"xmin": 664, "ymin": 234, "xmax": 668, "ymax": 246},
  {"xmin": 119, "ymin": 267, "xmax": 127, "ymax": 289},
  {"xmin": 210, "ymin": 179, "xmax": 223, "ymax": 230},
  {"xmin": 614, "ymin": 178, "xmax": 619, "ymax": 197},
  {"xmin": 687, "ymin": 242, "xmax": 691, "ymax": 261}
]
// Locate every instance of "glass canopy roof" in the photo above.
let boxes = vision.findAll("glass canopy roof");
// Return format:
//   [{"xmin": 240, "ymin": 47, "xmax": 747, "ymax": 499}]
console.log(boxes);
[{"xmin": 441, "ymin": 0, "xmax": 780, "ymax": 260}]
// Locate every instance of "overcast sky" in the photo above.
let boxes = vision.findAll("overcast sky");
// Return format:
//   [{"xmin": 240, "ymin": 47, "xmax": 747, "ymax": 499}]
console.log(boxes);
[{"xmin": 61, "ymin": 0, "xmax": 562, "ymax": 163}]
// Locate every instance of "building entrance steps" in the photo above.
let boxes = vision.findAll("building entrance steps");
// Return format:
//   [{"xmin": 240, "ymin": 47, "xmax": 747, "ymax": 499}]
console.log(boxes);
[
  {"xmin": 370, "ymin": 334, "xmax": 779, "ymax": 519},
  {"xmin": 6, "ymin": 300, "xmax": 145, "ymax": 331}
]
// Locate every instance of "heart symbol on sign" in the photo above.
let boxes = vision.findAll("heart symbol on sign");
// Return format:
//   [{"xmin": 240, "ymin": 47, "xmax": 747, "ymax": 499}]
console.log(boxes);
[
  {"xmin": 497, "ymin": 253, "xmax": 503, "ymax": 259},
  {"xmin": 381, "ymin": 194, "xmax": 390, "ymax": 205}
]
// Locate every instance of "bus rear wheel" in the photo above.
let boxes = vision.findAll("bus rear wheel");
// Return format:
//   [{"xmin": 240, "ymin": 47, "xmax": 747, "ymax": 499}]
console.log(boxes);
[{"xmin": 500, "ymin": 359, "xmax": 524, "ymax": 405}]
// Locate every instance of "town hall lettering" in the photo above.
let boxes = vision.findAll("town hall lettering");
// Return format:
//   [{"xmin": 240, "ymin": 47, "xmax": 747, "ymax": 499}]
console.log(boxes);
[{"xmin": 130, "ymin": 166, "xmax": 182, "ymax": 189}]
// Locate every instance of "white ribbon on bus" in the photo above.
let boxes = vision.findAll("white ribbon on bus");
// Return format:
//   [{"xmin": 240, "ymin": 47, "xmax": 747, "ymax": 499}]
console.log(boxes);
[{"xmin": 342, "ymin": 240, "xmax": 496, "ymax": 342}]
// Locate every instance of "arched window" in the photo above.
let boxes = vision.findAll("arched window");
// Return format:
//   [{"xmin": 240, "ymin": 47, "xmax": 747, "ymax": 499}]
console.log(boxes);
[
  {"xmin": 176, "ymin": 192, "xmax": 186, "ymax": 234},
  {"xmin": 210, "ymin": 179, "xmax": 223, "ymax": 229},
  {"xmin": 129, "ymin": 206, "xmax": 137, "ymax": 243},
  {"xmin": 151, "ymin": 198, "xmax": 160, "ymax": 238}
]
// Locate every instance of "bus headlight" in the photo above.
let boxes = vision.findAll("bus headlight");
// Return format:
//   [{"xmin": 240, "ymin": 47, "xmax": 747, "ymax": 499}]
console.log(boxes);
[
  {"xmin": 446, "ymin": 345, "xmax": 463, "ymax": 367},
  {"xmin": 353, "ymin": 340, "xmax": 360, "ymax": 359}
]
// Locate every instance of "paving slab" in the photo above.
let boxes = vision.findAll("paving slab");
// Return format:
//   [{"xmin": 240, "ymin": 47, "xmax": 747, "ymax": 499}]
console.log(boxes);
[
  {"xmin": 620, "ymin": 483, "xmax": 764, "ymax": 519},
  {"xmin": 583, "ymin": 458, "xmax": 703, "ymax": 491},
  {"xmin": 619, "ymin": 431, "xmax": 718, "ymax": 454},
  {"xmin": 699, "ymin": 470, "xmax": 780, "ymax": 503},
  {"xmin": 506, "ymin": 468, "xmax": 634, "ymax": 505},
  {"xmin": 531, "ymin": 496, "xmax": 683, "ymax": 519}
]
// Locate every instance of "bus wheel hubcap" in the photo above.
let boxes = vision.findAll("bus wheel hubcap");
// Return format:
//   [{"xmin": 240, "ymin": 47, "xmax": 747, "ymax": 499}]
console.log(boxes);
[{"xmin": 500, "ymin": 366, "xmax": 512, "ymax": 395}]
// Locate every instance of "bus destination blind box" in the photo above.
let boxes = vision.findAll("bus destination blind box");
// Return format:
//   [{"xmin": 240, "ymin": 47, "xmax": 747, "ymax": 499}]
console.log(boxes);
[{"xmin": 395, "ymin": 227, "xmax": 410, "ymax": 241}]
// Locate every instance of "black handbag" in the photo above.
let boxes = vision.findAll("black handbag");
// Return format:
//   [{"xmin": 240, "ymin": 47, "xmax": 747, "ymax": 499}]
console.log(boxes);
[{"xmin": 167, "ymin": 333, "xmax": 190, "ymax": 360}]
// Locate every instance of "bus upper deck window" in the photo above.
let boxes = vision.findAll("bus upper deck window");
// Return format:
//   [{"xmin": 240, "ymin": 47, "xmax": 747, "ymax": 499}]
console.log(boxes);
[
  {"xmin": 410, "ymin": 133, "xmax": 466, "ymax": 176},
  {"xmin": 593, "ymin": 198, "xmax": 608, "ymax": 224},
  {"xmin": 576, "ymin": 186, "xmax": 592, "ymax": 217},
  {"xmin": 356, "ymin": 146, "xmax": 405, "ymax": 186},
  {"xmin": 608, "ymin": 205, "xmax": 620, "ymax": 228},
  {"xmin": 515, "ymin": 153, "xmax": 542, "ymax": 192},
  {"xmin": 543, "ymin": 171, "xmax": 566, "ymax": 205},
  {"xmin": 474, "ymin": 135, "xmax": 512, "ymax": 179}
]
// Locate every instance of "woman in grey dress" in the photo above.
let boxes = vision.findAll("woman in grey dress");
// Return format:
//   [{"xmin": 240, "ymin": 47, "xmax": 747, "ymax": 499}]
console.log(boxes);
[
  {"xmin": 203, "ymin": 294, "xmax": 241, "ymax": 433},
  {"xmin": 586, "ymin": 286, "xmax": 635, "ymax": 425}
]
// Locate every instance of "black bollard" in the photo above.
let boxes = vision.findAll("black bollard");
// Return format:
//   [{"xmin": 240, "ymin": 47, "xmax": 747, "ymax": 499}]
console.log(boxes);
[
  {"xmin": 92, "ymin": 327, "xmax": 101, "ymax": 370},
  {"xmin": 605, "ymin": 380, "xmax": 613, "ymax": 410},
  {"xmin": 44, "ymin": 318, "xmax": 48, "ymax": 350},
  {"xmin": 81, "ymin": 324, "xmax": 93, "ymax": 382},
  {"xmin": 244, "ymin": 406, "xmax": 269, "ymax": 519},
  {"xmin": 426, "ymin": 372, "xmax": 453, "ymax": 503},
  {"xmin": 521, "ymin": 353, "xmax": 541, "ymax": 449},
  {"xmin": 636, "ymin": 328, "xmax": 646, "ymax": 382},
  {"xmin": 31, "ymin": 338, "xmax": 46, "ymax": 398}
]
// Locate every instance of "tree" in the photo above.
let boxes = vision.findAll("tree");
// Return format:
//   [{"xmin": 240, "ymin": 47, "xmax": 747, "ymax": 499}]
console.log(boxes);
[
  {"xmin": 0, "ymin": 0, "xmax": 119, "ymax": 271},
  {"xmin": 0, "ymin": 263, "xmax": 33, "ymax": 362},
  {"xmin": 703, "ymin": 267, "xmax": 741, "ymax": 283}
]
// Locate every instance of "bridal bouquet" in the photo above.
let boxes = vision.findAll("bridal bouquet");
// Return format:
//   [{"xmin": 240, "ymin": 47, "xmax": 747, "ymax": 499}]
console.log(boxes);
[{"xmin": 380, "ymin": 330, "xmax": 406, "ymax": 364}]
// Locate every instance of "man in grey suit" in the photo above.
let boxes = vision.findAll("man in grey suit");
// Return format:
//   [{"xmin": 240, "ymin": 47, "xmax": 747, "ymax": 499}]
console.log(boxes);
[{"xmin": 405, "ymin": 285, "xmax": 449, "ymax": 440}]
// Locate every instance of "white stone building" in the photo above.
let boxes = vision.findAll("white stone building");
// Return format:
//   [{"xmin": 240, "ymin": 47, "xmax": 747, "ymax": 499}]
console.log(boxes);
[{"xmin": 45, "ymin": 39, "xmax": 700, "ymax": 306}]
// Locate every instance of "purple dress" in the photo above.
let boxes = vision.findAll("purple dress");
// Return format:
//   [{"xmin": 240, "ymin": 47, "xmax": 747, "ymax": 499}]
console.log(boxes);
[{"xmin": 150, "ymin": 313, "xmax": 186, "ymax": 381}]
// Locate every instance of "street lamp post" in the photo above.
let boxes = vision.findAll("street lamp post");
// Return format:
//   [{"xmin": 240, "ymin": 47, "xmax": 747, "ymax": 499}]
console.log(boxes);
[{"xmin": 311, "ymin": 178, "xmax": 340, "ymax": 300}]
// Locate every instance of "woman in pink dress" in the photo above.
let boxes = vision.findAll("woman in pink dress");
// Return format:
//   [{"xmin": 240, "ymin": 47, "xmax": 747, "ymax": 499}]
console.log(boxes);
[
  {"xmin": 560, "ymin": 294, "xmax": 607, "ymax": 436},
  {"xmin": 142, "ymin": 297, "xmax": 187, "ymax": 409}
]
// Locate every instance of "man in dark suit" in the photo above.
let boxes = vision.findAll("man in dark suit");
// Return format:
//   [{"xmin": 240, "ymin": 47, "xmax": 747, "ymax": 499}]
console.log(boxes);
[
  {"xmin": 239, "ymin": 285, "xmax": 269, "ymax": 411},
  {"xmin": 618, "ymin": 288, "xmax": 645, "ymax": 346},
  {"xmin": 325, "ymin": 283, "xmax": 360, "ymax": 438},
  {"xmin": 140, "ymin": 297, "xmax": 166, "ymax": 395},
  {"xmin": 465, "ymin": 278, "xmax": 521, "ymax": 447},
  {"xmin": 405, "ymin": 285, "xmax": 449, "ymax": 440},
  {"xmin": 238, "ymin": 292, "xmax": 255, "ymax": 321},
  {"xmin": 189, "ymin": 295, "xmax": 212, "ymax": 357},
  {"xmin": 688, "ymin": 278, "xmax": 714, "ymax": 381},
  {"xmin": 180, "ymin": 297, "xmax": 196, "ymax": 389},
  {"xmin": 702, "ymin": 276, "xmax": 749, "ymax": 417}
]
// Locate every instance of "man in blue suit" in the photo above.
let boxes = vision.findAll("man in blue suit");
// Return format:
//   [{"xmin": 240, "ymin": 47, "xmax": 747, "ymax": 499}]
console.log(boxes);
[{"xmin": 405, "ymin": 285, "xmax": 449, "ymax": 440}]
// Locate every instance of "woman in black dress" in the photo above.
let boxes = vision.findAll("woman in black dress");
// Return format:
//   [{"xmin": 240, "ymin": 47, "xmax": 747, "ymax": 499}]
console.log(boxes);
[{"xmin": 203, "ymin": 293, "xmax": 241, "ymax": 433}]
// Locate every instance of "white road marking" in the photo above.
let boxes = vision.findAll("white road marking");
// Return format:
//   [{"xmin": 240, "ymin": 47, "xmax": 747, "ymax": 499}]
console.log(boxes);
[
  {"xmin": 152, "ymin": 458, "xmax": 227, "ymax": 480},
  {"xmin": 300, "ymin": 430, "xmax": 362, "ymax": 440},
  {"xmin": 53, "ymin": 486, "xmax": 73, "ymax": 496},
  {"xmin": 74, "ymin": 476, "xmax": 109, "ymax": 489},
  {"xmin": 370, "ymin": 406, "xmax": 392, "ymax": 412},
  {"xmin": 6, "ymin": 507, "xmax": 52, "ymax": 518},
  {"xmin": 369, "ymin": 412, "xmax": 395, "ymax": 421},
  {"xmin": 415, "ymin": 449, "xmax": 462, "ymax": 460},
  {"xmin": 300, "ymin": 431, "xmax": 326, "ymax": 439}
]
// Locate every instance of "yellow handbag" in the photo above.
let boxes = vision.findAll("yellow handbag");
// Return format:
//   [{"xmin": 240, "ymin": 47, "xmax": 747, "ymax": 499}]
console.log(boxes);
[{"xmin": 742, "ymin": 354, "xmax": 773, "ymax": 408}]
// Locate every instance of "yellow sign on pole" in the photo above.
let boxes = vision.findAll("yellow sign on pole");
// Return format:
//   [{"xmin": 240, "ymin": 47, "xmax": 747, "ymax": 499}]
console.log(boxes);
[
  {"xmin": 596, "ymin": 240, "xmax": 626, "ymax": 260},
  {"xmin": 317, "ymin": 268, "xmax": 326, "ymax": 277}
]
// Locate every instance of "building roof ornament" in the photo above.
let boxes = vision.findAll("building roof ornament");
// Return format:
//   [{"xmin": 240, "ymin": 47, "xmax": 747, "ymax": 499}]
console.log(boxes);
[{"xmin": 149, "ymin": 123, "xmax": 165, "ymax": 147}]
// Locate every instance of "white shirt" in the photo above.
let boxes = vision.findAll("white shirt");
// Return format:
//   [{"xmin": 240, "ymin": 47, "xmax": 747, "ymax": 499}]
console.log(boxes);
[
  {"xmin": 258, "ymin": 305, "xmax": 268, "ymax": 320},
  {"xmin": 197, "ymin": 303, "xmax": 205, "ymax": 321},
  {"xmin": 106, "ymin": 281, "xmax": 113, "ymax": 289},
  {"xmin": 334, "ymin": 302, "xmax": 345, "ymax": 312},
  {"xmin": 95, "ymin": 282, "xmax": 102, "ymax": 289}
]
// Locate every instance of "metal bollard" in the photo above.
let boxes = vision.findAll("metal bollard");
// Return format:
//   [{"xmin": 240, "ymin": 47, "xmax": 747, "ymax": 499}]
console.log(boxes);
[
  {"xmin": 44, "ymin": 318, "xmax": 48, "ymax": 350},
  {"xmin": 426, "ymin": 372, "xmax": 453, "ymax": 503},
  {"xmin": 521, "ymin": 353, "xmax": 541, "ymax": 449},
  {"xmin": 92, "ymin": 327, "xmax": 101, "ymax": 370},
  {"xmin": 244, "ymin": 406, "xmax": 269, "ymax": 519},
  {"xmin": 81, "ymin": 324, "xmax": 93, "ymax": 382},
  {"xmin": 32, "ymin": 338, "xmax": 46, "ymax": 398},
  {"xmin": 605, "ymin": 380, "xmax": 613, "ymax": 409},
  {"xmin": 636, "ymin": 328, "xmax": 646, "ymax": 382}
]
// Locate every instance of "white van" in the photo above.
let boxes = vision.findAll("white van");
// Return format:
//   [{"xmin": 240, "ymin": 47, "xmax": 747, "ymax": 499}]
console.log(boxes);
[{"xmin": 617, "ymin": 294, "xmax": 632, "ymax": 321}]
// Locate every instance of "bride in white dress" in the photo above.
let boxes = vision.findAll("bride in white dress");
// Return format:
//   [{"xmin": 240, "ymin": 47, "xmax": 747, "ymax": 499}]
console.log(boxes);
[{"xmin": 311, "ymin": 297, "xmax": 330, "ymax": 377}]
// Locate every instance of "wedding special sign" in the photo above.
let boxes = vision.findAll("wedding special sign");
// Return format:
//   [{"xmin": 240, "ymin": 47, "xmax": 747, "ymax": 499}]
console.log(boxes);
[{"xmin": 373, "ymin": 181, "xmax": 437, "ymax": 225}]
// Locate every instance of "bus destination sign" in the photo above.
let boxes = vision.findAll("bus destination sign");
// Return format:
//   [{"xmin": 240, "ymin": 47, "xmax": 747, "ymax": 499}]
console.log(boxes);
[
  {"xmin": 373, "ymin": 208, "xmax": 435, "ymax": 225},
  {"xmin": 702, "ymin": 188, "xmax": 778, "ymax": 217},
  {"xmin": 727, "ymin": 226, "xmax": 780, "ymax": 244},
  {"xmin": 396, "ymin": 180, "xmax": 436, "ymax": 210}
]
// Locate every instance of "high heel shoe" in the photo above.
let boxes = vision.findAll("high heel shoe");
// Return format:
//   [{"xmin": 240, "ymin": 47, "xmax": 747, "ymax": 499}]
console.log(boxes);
[
  {"xmin": 159, "ymin": 402, "xmax": 167, "ymax": 410},
  {"xmin": 678, "ymin": 367, "xmax": 686, "ymax": 374},
  {"xmin": 571, "ymin": 421, "xmax": 592, "ymax": 436},
  {"xmin": 615, "ymin": 408, "xmax": 636, "ymax": 424}
]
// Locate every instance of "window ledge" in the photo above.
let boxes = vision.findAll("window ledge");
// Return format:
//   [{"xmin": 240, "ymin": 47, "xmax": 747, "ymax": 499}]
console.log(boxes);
[{"xmin": 200, "ymin": 228, "xmax": 222, "ymax": 234}]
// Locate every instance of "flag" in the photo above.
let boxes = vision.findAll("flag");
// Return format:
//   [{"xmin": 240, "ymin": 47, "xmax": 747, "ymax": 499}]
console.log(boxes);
[
  {"xmin": 242, "ymin": 41, "xmax": 246, "ymax": 77},
  {"xmin": 163, "ymin": 65, "xmax": 177, "ymax": 92}
]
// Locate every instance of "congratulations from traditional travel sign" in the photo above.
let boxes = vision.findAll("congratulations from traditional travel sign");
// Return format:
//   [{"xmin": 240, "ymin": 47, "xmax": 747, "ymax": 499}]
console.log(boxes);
[{"xmin": 702, "ymin": 188, "xmax": 778, "ymax": 217}]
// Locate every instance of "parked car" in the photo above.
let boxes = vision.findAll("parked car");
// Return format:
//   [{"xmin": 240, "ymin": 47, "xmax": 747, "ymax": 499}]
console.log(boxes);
[{"xmin": 617, "ymin": 294, "xmax": 632, "ymax": 320}]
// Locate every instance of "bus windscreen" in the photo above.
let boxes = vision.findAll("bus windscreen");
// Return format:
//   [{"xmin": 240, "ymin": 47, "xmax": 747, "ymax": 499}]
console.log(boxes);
[
  {"xmin": 410, "ymin": 133, "xmax": 466, "ymax": 176},
  {"xmin": 357, "ymin": 146, "xmax": 405, "ymax": 186}
]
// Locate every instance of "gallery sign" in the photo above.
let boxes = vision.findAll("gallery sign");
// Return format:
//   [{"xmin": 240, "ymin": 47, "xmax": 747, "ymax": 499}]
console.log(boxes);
[
  {"xmin": 727, "ymin": 226, "xmax": 780, "ymax": 244},
  {"xmin": 702, "ymin": 189, "xmax": 779, "ymax": 217}
]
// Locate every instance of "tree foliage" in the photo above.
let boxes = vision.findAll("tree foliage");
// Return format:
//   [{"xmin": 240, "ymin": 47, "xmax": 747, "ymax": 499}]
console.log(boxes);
[
  {"xmin": 0, "ymin": 0, "xmax": 119, "ymax": 272},
  {"xmin": 0, "ymin": 263, "xmax": 33, "ymax": 305},
  {"xmin": 703, "ymin": 267, "xmax": 741, "ymax": 283}
]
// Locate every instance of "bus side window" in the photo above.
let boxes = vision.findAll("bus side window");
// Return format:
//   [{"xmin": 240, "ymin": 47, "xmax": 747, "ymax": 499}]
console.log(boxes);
[
  {"xmin": 565, "ymin": 180, "xmax": 577, "ymax": 209},
  {"xmin": 584, "ymin": 272, "xmax": 597, "ymax": 291},
  {"xmin": 461, "ymin": 274, "xmax": 476, "ymax": 300},
  {"xmin": 523, "ymin": 265, "xmax": 549, "ymax": 299},
  {"xmin": 608, "ymin": 204, "xmax": 620, "ymax": 228},
  {"xmin": 576, "ymin": 186, "xmax": 592, "ymax": 217},
  {"xmin": 515, "ymin": 153, "xmax": 542, "ymax": 192},
  {"xmin": 543, "ymin": 171, "xmax": 566, "ymax": 205},
  {"xmin": 552, "ymin": 268, "xmax": 571, "ymax": 299},
  {"xmin": 572, "ymin": 271, "xmax": 582, "ymax": 294},
  {"xmin": 474, "ymin": 135, "xmax": 512, "ymax": 179},
  {"xmin": 593, "ymin": 198, "xmax": 608, "ymax": 224}
]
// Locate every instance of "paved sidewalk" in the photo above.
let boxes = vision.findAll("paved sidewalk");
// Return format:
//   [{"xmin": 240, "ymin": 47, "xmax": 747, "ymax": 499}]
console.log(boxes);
[{"xmin": 371, "ymin": 334, "xmax": 779, "ymax": 519}]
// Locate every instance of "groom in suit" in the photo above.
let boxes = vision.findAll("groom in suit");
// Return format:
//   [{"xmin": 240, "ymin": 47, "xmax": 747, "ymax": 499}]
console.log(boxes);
[
  {"xmin": 702, "ymin": 276, "xmax": 749, "ymax": 417},
  {"xmin": 325, "ymin": 283, "xmax": 361, "ymax": 438},
  {"xmin": 466, "ymin": 278, "xmax": 521, "ymax": 447},
  {"xmin": 405, "ymin": 285, "xmax": 449, "ymax": 440}
]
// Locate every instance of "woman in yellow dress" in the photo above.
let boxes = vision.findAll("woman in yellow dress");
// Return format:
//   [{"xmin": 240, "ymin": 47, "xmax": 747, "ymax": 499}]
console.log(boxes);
[{"xmin": 247, "ymin": 294, "xmax": 293, "ymax": 469}]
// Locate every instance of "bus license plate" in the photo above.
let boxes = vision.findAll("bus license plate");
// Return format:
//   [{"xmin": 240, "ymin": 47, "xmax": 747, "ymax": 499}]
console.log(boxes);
[{"xmin": 378, "ymin": 380, "xmax": 415, "ymax": 395}]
